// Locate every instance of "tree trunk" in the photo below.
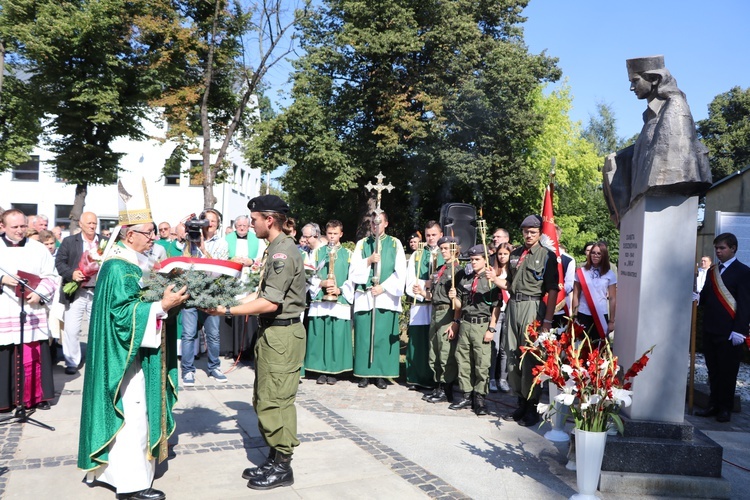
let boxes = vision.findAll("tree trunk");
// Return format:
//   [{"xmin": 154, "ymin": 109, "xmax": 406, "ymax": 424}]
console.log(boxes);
[
  {"xmin": 68, "ymin": 182, "xmax": 88, "ymax": 233},
  {"xmin": 200, "ymin": 0, "xmax": 221, "ymax": 210}
]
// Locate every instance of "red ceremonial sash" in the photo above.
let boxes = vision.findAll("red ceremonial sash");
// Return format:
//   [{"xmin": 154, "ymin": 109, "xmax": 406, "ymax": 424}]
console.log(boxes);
[
  {"xmin": 710, "ymin": 264, "xmax": 736, "ymax": 319},
  {"xmin": 576, "ymin": 267, "xmax": 606, "ymax": 339}
]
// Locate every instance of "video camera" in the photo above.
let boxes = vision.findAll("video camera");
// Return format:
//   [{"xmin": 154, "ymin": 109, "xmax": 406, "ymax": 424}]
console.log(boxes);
[{"xmin": 185, "ymin": 216, "xmax": 210, "ymax": 243}]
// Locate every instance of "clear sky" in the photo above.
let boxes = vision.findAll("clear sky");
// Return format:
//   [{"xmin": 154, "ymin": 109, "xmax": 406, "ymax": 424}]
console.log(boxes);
[{"xmin": 522, "ymin": 0, "xmax": 750, "ymax": 139}]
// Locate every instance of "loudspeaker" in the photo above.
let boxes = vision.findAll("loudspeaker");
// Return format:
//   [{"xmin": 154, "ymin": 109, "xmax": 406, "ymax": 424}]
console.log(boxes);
[{"xmin": 439, "ymin": 203, "xmax": 476, "ymax": 255}]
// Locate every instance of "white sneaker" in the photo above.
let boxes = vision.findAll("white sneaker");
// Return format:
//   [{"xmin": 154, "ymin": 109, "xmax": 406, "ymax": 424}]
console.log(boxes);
[
  {"xmin": 498, "ymin": 379, "xmax": 511, "ymax": 393},
  {"xmin": 489, "ymin": 380, "xmax": 498, "ymax": 393},
  {"xmin": 182, "ymin": 372, "xmax": 195, "ymax": 387},
  {"xmin": 210, "ymin": 368, "xmax": 228, "ymax": 382}
]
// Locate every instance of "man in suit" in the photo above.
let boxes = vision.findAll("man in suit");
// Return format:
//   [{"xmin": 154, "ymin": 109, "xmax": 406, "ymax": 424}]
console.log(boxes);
[
  {"xmin": 55, "ymin": 211, "xmax": 100, "ymax": 375},
  {"xmin": 697, "ymin": 232, "xmax": 750, "ymax": 423}
]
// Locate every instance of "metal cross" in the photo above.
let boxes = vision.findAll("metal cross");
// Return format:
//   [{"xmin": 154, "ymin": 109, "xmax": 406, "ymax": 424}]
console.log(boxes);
[{"xmin": 365, "ymin": 171, "xmax": 395, "ymax": 221}]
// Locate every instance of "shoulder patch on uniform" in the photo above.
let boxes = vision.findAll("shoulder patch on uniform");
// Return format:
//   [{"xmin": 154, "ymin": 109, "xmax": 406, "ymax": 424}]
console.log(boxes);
[
  {"xmin": 272, "ymin": 252, "xmax": 287, "ymax": 260},
  {"xmin": 273, "ymin": 260, "xmax": 285, "ymax": 273}
]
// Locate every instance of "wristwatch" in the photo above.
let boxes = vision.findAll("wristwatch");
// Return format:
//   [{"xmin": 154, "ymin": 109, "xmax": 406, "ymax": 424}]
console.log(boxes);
[
  {"xmin": 488, "ymin": 326, "xmax": 497, "ymax": 333},
  {"xmin": 225, "ymin": 306, "xmax": 232, "ymax": 318}
]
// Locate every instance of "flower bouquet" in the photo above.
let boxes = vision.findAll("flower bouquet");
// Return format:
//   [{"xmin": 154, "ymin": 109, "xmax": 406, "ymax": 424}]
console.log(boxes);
[
  {"xmin": 62, "ymin": 239, "xmax": 108, "ymax": 295},
  {"xmin": 521, "ymin": 321, "xmax": 654, "ymax": 434}
]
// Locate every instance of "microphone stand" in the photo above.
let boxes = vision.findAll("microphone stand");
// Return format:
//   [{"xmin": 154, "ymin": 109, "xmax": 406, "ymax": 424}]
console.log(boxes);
[{"xmin": 0, "ymin": 266, "xmax": 55, "ymax": 431}]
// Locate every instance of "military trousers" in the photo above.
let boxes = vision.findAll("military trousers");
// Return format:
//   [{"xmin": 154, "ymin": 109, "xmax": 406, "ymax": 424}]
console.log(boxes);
[
  {"xmin": 428, "ymin": 306, "xmax": 457, "ymax": 386},
  {"xmin": 504, "ymin": 299, "xmax": 545, "ymax": 401},
  {"xmin": 455, "ymin": 321, "xmax": 491, "ymax": 395},
  {"xmin": 253, "ymin": 322, "xmax": 306, "ymax": 455}
]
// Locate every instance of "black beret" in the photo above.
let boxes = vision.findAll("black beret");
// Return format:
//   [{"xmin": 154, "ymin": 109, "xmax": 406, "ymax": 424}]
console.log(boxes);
[
  {"xmin": 247, "ymin": 195, "xmax": 289, "ymax": 215},
  {"xmin": 437, "ymin": 236, "xmax": 458, "ymax": 247},
  {"xmin": 467, "ymin": 244, "xmax": 486, "ymax": 257},
  {"xmin": 520, "ymin": 214, "xmax": 542, "ymax": 228}
]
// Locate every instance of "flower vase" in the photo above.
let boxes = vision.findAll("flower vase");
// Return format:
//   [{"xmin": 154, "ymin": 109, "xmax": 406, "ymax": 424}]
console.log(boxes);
[
  {"xmin": 569, "ymin": 428, "xmax": 607, "ymax": 500},
  {"xmin": 544, "ymin": 384, "xmax": 570, "ymax": 443}
]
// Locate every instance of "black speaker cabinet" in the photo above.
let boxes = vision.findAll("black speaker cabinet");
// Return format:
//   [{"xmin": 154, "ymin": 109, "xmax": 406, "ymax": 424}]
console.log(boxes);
[{"xmin": 439, "ymin": 203, "xmax": 476, "ymax": 255}]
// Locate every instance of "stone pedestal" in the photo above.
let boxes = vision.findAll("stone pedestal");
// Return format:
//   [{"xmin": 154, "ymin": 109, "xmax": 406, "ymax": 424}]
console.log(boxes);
[{"xmin": 616, "ymin": 195, "xmax": 697, "ymax": 423}]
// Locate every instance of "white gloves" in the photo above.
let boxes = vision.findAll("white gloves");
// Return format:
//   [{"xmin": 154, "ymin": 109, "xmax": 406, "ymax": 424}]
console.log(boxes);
[{"xmin": 729, "ymin": 332, "xmax": 745, "ymax": 346}]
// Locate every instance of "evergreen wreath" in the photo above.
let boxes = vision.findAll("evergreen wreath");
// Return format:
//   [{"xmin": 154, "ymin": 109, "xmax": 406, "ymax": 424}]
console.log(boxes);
[{"xmin": 141, "ymin": 268, "xmax": 251, "ymax": 309}]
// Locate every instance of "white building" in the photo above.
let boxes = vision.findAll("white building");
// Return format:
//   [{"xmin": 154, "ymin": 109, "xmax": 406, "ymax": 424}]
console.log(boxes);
[{"xmin": 1, "ymin": 113, "xmax": 262, "ymax": 233}]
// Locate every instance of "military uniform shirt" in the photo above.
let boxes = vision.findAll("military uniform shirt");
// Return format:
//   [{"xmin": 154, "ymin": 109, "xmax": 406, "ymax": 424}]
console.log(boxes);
[
  {"xmin": 456, "ymin": 269, "xmax": 499, "ymax": 318},
  {"xmin": 507, "ymin": 243, "xmax": 558, "ymax": 296},
  {"xmin": 431, "ymin": 262, "xmax": 457, "ymax": 306},
  {"xmin": 257, "ymin": 233, "xmax": 307, "ymax": 319}
]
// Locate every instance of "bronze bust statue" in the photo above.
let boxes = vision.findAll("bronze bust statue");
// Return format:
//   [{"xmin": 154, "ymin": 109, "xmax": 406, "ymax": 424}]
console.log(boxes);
[{"xmin": 603, "ymin": 55, "xmax": 711, "ymax": 226}]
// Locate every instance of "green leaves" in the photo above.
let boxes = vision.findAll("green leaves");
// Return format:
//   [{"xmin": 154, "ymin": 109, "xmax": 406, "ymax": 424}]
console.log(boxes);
[{"xmin": 697, "ymin": 86, "xmax": 750, "ymax": 182}]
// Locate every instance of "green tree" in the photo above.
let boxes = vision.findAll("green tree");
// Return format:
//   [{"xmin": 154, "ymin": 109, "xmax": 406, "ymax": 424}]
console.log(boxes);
[
  {"xmin": 246, "ymin": 0, "xmax": 560, "ymax": 239},
  {"xmin": 1, "ymin": 0, "xmax": 160, "ymax": 229},
  {"xmin": 697, "ymin": 86, "xmax": 750, "ymax": 182},
  {"xmin": 139, "ymin": 0, "xmax": 308, "ymax": 209},
  {"xmin": 582, "ymin": 101, "xmax": 620, "ymax": 156}
]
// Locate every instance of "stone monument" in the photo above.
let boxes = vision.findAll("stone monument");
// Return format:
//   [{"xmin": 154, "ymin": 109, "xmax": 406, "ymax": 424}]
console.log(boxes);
[{"xmin": 599, "ymin": 56, "xmax": 728, "ymax": 498}]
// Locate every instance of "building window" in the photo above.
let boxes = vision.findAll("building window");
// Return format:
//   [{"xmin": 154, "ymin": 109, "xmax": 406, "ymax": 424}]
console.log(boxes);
[
  {"xmin": 12, "ymin": 156, "xmax": 40, "ymax": 181},
  {"xmin": 55, "ymin": 205, "xmax": 73, "ymax": 230},
  {"xmin": 189, "ymin": 160, "xmax": 204, "ymax": 186},
  {"xmin": 10, "ymin": 203, "xmax": 37, "ymax": 217}
]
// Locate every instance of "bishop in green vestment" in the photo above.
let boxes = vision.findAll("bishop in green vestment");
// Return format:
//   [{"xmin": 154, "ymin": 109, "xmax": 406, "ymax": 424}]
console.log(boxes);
[{"xmin": 78, "ymin": 223, "xmax": 188, "ymax": 498}]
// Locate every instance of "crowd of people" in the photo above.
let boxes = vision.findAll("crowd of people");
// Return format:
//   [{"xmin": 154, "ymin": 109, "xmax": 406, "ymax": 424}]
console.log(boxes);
[{"xmin": 1, "ymin": 193, "xmax": 747, "ymax": 498}]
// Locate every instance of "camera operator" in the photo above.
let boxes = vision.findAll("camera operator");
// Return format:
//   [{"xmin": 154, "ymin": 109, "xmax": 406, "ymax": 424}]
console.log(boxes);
[{"xmin": 181, "ymin": 209, "xmax": 230, "ymax": 386}]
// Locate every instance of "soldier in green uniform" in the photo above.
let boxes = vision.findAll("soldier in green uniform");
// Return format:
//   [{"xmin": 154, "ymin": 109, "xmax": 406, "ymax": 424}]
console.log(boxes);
[
  {"xmin": 210, "ymin": 195, "xmax": 306, "ymax": 490},
  {"xmin": 499, "ymin": 214, "xmax": 558, "ymax": 427},
  {"xmin": 447, "ymin": 245, "xmax": 500, "ymax": 416},
  {"xmin": 423, "ymin": 236, "xmax": 460, "ymax": 404},
  {"xmin": 405, "ymin": 221, "xmax": 444, "ymax": 390},
  {"xmin": 305, "ymin": 220, "xmax": 354, "ymax": 384}
]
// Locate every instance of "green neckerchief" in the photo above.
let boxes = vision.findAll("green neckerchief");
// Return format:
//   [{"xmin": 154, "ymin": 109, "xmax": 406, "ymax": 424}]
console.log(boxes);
[
  {"xmin": 357, "ymin": 234, "xmax": 397, "ymax": 290},
  {"xmin": 313, "ymin": 245, "xmax": 351, "ymax": 304}
]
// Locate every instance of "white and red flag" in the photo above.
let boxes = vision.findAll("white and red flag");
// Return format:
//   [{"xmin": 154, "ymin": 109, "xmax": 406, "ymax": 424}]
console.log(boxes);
[{"xmin": 540, "ymin": 182, "xmax": 567, "ymax": 313}]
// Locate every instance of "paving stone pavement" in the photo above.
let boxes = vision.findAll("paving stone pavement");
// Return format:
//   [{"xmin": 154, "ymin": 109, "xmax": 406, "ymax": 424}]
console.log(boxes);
[{"xmin": 1, "ymin": 353, "xmax": 749, "ymax": 499}]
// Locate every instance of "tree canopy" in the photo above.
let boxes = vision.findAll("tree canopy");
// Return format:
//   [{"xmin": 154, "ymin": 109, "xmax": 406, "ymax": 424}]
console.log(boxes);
[
  {"xmin": 245, "ymin": 0, "xmax": 561, "ymax": 239},
  {"xmin": 697, "ymin": 86, "xmax": 750, "ymax": 182}
]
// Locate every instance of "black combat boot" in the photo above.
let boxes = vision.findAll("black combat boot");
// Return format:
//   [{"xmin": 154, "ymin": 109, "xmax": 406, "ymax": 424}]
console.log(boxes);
[
  {"xmin": 518, "ymin": 400, "xmax": 540, "ymax": 427},
  {"xmin": 242, "ymin": 448, "xmax": 276, "ymax": 480},
  {"xmin": 422, "ymin": 384, "xmax": 441, "ymax": 402},
  {"xmin": 426, "ymin": 385, "xmax": 447, "ymax": 403},
  {"xmin": 503, "ymin": 397, "xmax": 527, "ymax": 421},
  {"xmin": 474, "ymin": 393, "xmax": 488, "ymax": 416},
  {"xmin": 448, "ymin": 392, "xmax": 473, "ymax": 410},
  {"xmin": 247, "ymin": 452, "xmax": 294, "ymax": 490}
]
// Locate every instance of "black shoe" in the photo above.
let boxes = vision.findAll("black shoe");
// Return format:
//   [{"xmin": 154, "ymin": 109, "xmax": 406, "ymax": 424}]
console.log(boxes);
[
  {"xmin": 695, "ymin": 406, "xmax": 720, "ymax": 417},
  {"xmin": 716, "ymin": 410, "xmax": 731, "ymax": 423},
  {"xmin": 504, "ymin": 398, "xmax": 527, "ymax": 421},
  {"xmin": 65, "ymin": 366, "xmax": 77, "ymax": 375},
  {"xmin": 316, "ymin": 374, "xmax": 327, "ymax": 385},
  {"xmin": 117, "ymin": 488, "xmax": 166, "ymax": 500},
  {"xmin": 518, "ymin": 402, "xmax": 540, "ymax": 427},
  {"xmin": 426, "ymin": 386, "xmax": 446, "ymax": 404},
  {"xmin": 474, "ymin": 394, "xmax": 488, "ymax": 416},
  {"xmin": 408, "ymin": 384, "xmax": 420, "ymax": 391},
  {"xmin": 36, "ymin": 401, "xmax": 51, "ymax": 410},
  {"xmin": 242, "ymin": 449, "xmax": 276, "ymax": 480},
  {"xmin": 247, "ymin": 452, "xmax": 294, "ymax": 490},
  {"xmin": 358, "ymin": 378, "xmax": 369, "ymax": 388},
  {"xmin": 449, "ymin": 393, "xmax": 473, "ymax": 410},
  {"xmin": 327, "ymin": 376, "xmax": 337, "ymax": 385},
  {"xmin": 375, "ymin": 378, "xmax": 387, "ymax": 390},
  {"xmin": 422, "ymin": 386, "xmax": 439, "ymax": 401}
]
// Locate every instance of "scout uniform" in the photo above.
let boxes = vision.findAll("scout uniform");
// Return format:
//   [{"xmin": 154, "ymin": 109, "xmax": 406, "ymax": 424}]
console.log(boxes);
[
  {"xmin": 450, "ymin": 245, "xmax": 499, "ymax": 415},
  {"xmin": 239, "ymin": 195, "xmax": 306, "ymax": 490},
  {"xmin": 405, "ymin": 245, "xmax": 444, "ymax": 389},
  {"xmin": 503, "ymin": 214, "xmax": 558, "ymax": 426},
  {"xmin": 305, "ymin": 244, "xmax": 354, "ymax": 381},
  {"xmin": 424, "ymin": 236, "xmax": 459, "ymax": 404}
]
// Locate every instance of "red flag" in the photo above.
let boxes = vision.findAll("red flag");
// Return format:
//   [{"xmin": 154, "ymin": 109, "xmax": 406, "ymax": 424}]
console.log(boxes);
[{"xmin": 540, "ymin": 183, "xmax": 566, "ymax": 313}]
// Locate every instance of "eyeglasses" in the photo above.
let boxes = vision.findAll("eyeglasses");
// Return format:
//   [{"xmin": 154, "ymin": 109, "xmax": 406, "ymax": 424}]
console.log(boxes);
[
  {"xmin": 132, "ymin": 230, "xmax": 156, "ymax": 238},
  {"xmin": 590, "ymin": 251, "xmax": 602, "ymax": 256}
]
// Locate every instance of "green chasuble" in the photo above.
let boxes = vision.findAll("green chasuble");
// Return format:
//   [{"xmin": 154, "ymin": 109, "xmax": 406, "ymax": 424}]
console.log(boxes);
[
  {"xmin": 78, "ymin": 255, "xmax": 178, "ymax": 470},
  {"xmin": 226, "ymin": 230, "xmax": 260, "ymax": 259}
]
